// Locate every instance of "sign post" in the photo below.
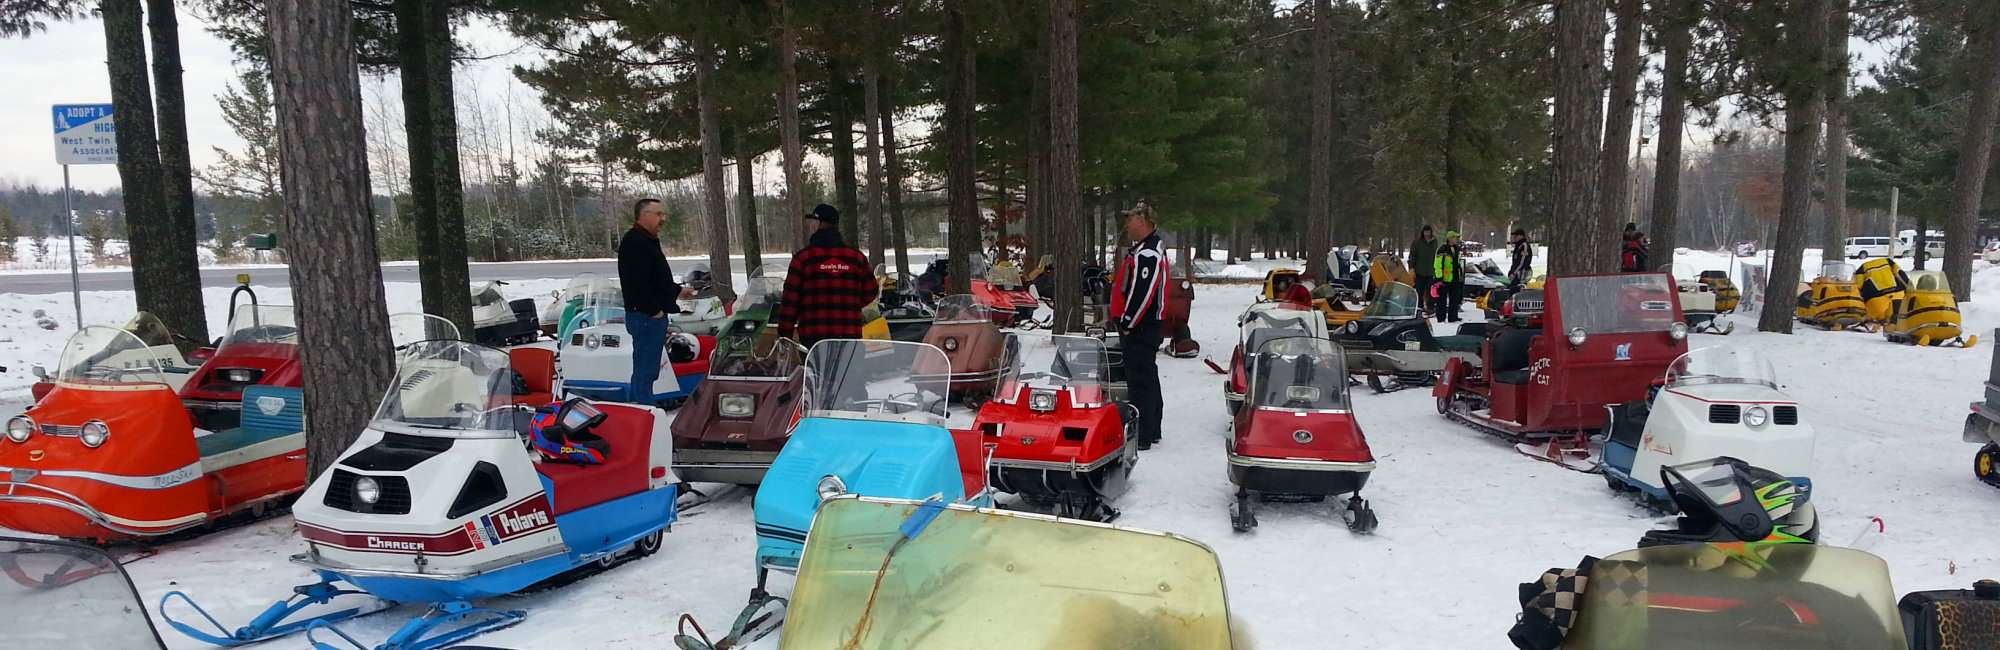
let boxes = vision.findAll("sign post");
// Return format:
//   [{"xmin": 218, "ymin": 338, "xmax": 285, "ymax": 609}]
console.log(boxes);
[{"xmin": 51, "ymin": 103, "xmax": 118, "ymax": 329}]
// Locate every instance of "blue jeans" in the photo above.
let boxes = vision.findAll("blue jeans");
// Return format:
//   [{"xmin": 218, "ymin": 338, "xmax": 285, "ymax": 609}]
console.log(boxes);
[{"xmin": 625, "ymin": 310, "xmax": 668, "ymax": 403}]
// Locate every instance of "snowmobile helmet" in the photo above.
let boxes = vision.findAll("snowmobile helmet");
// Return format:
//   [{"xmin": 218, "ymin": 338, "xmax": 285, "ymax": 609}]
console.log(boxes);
[
  {"xmin": 667, "ymin": 332, "xmax": 701, "ymax": 364},
  {"xmin": 1640, "ymin": 457, "xmax": 1818, "ymax": 552},
  {"xmin": 531, "ymin": 399, "xmax": 610, "ymax": 465}
]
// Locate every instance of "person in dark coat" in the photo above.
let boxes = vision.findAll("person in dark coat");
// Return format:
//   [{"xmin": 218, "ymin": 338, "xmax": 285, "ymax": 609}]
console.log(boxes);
[
  {"xmin": 1507, "ymin": 229, "xmax": 1534, "ymax": 290},
  {"xmin": 1111, "ymin": 207, "xmax": 1169, "ymax": 450},
  {"xmin": 617, "ymin": 198, "xmax": 695, "ymax": 404},
  {"xmin": 1409, "ymin": 225, "xmax": 1439, "ymax": 313},
  {"xmin": 775, "ymin": 204, "xmax": 877, "ymax": 350},
  {"xmin": 1620, "ymin": 222, "xmax": 1650, "ymax": 272}
]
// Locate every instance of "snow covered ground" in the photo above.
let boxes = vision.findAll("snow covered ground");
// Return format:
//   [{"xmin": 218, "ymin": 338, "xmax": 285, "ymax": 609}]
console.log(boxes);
[{"xmin": 3, "ymin": 252, "xmax": 1999, "ymax": 648}]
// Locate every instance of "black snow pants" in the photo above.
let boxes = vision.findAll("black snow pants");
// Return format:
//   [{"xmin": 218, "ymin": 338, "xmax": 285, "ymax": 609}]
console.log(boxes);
[{"xmin": 1121, "ymin": 319, "xmax": 1164, "ymax": 446}]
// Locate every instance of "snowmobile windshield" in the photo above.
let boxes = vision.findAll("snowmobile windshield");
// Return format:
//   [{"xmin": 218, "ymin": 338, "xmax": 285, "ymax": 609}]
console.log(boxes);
[
  {"xmin": 733, "ymin": 275, "xmax": 786, "ymax": 314},
  {"xmin": 1910, "ymin": 271, "xmax": 1951, "ymax": 294},
  {"xmin": 781, "ymin": 496, "xmax": 1234, "ymax": 650},
  {"xmin": 1818, "ymin": 262, "xmax": 1855, "ymax": 281},
  {"xmin": 1665, "ymin": 347, "xmax": 1778, "ymax": 390},
  {"xmin": 711, "ymin": 335, "xmax": 805, "ymax": 379},
  {"xmin": 555, "ymin": 274, "xmax": 623, "ymax": 338},
  {"xmin": 1364, "ymin": 283, "xmax": 1421, "ymax": 319},
  {"xmin": 994, "ymin": 334, "xmax": 1112, "ymax": 408},
  {"xmin": 1247, "ymin": 336, "xmax": 1349, "ymax": 411},
  {"xmin": 1555, "ymin": 275, "xmax": 1678, "ymax": 335},
  {"xmin": 54, "ymin": 326, "xmax": 168, "ymax": 387},
  {"xmin": 0, "ymin": 537, "xmax": 167, "ymax": 648},
  {"xmin": 805, "ymin": 340, "xmax": 951, "ymax": 422},
  {"xmin": 217, "ymin": 305, "xmax": 300, "ymax": 351},
  {"xmin": 1562, "ymin": 544, "xmax": 1904, "ymax": 650},
  {"xmin": 471, "ymin": 283, "xmax": 506, "ymax": 308},
  {"xmin": 387, "ymin": 312, "xmax": 463, "ymax": 347},
  {"xmin": 934, "ymin": 294, "xmax": 994, "ymax": 324},
  {"xmin": 371, "ymin": 340, "xmax": 517, "ymax": 434}
]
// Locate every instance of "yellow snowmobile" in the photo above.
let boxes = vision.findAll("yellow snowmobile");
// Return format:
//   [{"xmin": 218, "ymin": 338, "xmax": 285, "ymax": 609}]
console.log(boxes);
[
  {"xmin": 1853, "ymin": 257, "xmax": 1906, "ymax": 329},
  {"xmin": 1883, "ymin": 270, "xmax": 1976, "ymax": 347},
  {"xmin": 1369, "ymin": 255, "xmax": 1414, "ymax": 297},
  {"xmin": 1794, "ymin": 262, "xmax": 1867, "ymax": 331},
  {"xmin": 1696, "ymin": 270, "xmax": 1740, "ymax": 313},
  {"xmin": 1263, "ymin": 268, "xmax": 1365, "ymax": 330}
]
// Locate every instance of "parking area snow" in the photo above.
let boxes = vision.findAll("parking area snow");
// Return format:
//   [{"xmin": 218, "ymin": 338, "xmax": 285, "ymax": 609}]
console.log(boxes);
[{"xmin": 3, "ymin": 254, "xmax": 1999, "ymax": 648}]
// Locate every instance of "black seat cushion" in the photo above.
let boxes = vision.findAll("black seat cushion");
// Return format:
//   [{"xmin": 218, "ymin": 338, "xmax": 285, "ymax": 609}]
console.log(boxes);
[{"xmin": 1492, "ymin": 329, "xmax": 1539, "ymax": 373}]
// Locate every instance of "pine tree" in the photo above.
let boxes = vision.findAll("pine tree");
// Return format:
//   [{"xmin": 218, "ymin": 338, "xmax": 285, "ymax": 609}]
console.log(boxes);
[{"xmin": 0, "ymin": 206, "xmax": 18, "ymax": 263}]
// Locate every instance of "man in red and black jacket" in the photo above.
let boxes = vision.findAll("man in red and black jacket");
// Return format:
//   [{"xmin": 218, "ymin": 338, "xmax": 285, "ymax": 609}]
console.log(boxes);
[
  {"xmin": 776, "ymin": 204, "xmax": 876, "ymax": 351},
  {"xmin": 1110, "ymin": 207, "xmax": 1169, "ymax": 450}
]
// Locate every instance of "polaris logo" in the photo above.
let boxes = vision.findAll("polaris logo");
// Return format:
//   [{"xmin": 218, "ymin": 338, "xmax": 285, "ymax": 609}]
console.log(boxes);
[
  {"xmin": 496, "ymin": 510, "xmax": 549, "ymax": 535},
  {"xmin": 477, "ymin": 500, "xmax": 555, "ymax": 544},
  {"xmin": 366, "ymin": 537, "xmax": 425, "ymax": 552}
]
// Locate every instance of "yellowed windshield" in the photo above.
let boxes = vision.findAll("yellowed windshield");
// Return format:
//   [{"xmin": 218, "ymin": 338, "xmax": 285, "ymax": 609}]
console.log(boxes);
[
  {"xmin": 1564, "ymin": 544, "xmax": 1905, "ymax": 650},
  {"xmin": 782, "ymin": 497, "xmax": 1234, "ymax": 650}
]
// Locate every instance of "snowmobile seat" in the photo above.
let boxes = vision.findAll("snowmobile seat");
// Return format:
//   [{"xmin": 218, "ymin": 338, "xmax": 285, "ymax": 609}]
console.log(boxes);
[
  {"xmin": 509, "ymin": 347, "xmax": 556, "ymax": 406},
  {"xmin": 950, "ymin": 426, "xmax": 988, "ymax": 498},
  {"xmin": 1491, "ymin": 329, "xmax": 1539, "ymax": 385},
  {"xmin": 199, "ymin": 385, "xmax": 304, "ymax": 463},
  {"xmin": 535, "ymin": 404, "xmax": 654, "ymax": 515}
]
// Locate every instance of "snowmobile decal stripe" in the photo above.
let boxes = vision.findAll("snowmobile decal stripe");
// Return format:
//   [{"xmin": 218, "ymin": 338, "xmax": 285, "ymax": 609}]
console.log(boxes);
[
  {"xmin": 0, "ymin": 460, "xmax": 206, "ymax": 490},
  {"xmin": 1659, "ymin": 389, "xmax": 1797, "ymax": 406},
  {"xmin": 298, "ymin": 493, "xmax": 552, "ymax": 556},
  {"xmin": 755, "ymin": 524, "xmax": 808, "ymax": 543}
]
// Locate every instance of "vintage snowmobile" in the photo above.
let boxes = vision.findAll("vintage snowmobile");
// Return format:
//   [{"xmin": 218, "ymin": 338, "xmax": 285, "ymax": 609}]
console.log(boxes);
[
  {"xmin": 1220, "ymin": 301, "xmax": 1328, "ymax": 415},
  {"xmin": 1368, "ymin": 254, "xmax": 1416, "ymax": 300},
  {"xmin": 1164, "ymin": 265, "xmax": 1202, "ymax": 358},
  {"xmin": 1462, "ymin": 259, "xmax": 1510, "ymax": 304},
  {"xmin": 672, "ymin": 264, "xmax": 734, "ymax": 337},
  {"xmin": 1599, "ymin": 347, "xmax": 1813, "ymax": 509},
  {"xmin": 1883, "ymin": 270, "xmax": 1976, "ymax": 347},
  {"xmin": 971, "ymin": 334, "xmax": 1137, "ymax": 522},
  {"xmin": 1228, "ymin": 336, "xmax": 1378, "ymax": 534},
  {"xmin": 1677, "ymin": 278, "xmax": 1734, "ymax": 335},
  {"xmin": 163, "ymin": 341, "xmax": 679, "ymax": 650},
  {"xmin": 1336, "ymin": 281, "xmax": 1484, "ymax": 393},
  {"xmin": 972, "ymin": 260, "xmax": 1042, "ymax": 328},
  {"xmin": 1434, "ymin": 272, "xmax": 1689, "ymax": 472},
  {"xmin": 1697, "ymin": 269, "xmax": 1741, "ymax": 313},
  {"xmin": 0, "ymin": 536, "xmax": 174, "ymax": 646},
  {"xmin": 668, "ymin": 326, "xmax": 807, "ymax": 486},
  {"xmin": 552, "ymin": 277, "xmax": 715, "ymax": 408},
  {"xmin": 876, "ymin": 264, "xmax": 936, "ymax": 342},
  {"xmin": 916, "ymin": 294, "xmax": 1010, "ymax": 404},
  {"xmin": 469, "ymin": 281, "xmax": 541, "ymax": 348},
  {"xmin": 1794, "ymin": 262, "xmax": 1868, "ymax": 331},
  {"xmin": 1855, "ymin": 257, "xmax": 1905, "ymax": 328},
  {"xmin": 740, "ymin": 339, "xmax": 992, "ymax": 634},
  {"xmin": 1266, "ymin": 267, "xmax": 1365, "ymax": 331},
  {"xmin": 1965, "ymin": 330, "xmax": 2000, "ymax": 489}
]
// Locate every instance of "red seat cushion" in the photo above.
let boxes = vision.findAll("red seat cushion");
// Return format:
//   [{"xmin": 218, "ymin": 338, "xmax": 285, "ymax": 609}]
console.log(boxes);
[
  {"xmin": 509, "ymin": 348, "xmax": 556, "ymax": 406},
  {"xmin": 535, "ymin": 405, "xmax": 654, "ymax": 515},
  {"xmin": 951, "ymin": 428, "xmax": 986, "ymax": 497}
]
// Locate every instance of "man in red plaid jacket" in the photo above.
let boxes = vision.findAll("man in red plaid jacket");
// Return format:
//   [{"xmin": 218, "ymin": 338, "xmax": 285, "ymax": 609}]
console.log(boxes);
[{"xmin": 776, "ymin": 204, "xmax": 877, "ymax": 350}]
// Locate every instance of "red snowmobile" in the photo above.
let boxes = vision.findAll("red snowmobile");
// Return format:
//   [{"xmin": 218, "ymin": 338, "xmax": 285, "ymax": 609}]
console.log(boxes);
[
  {"xmin": 917, "ymin": 294, "xmax": 1010, "ymax": 404},
  {"xmin": 970, "ymin": 334, "xmax": 1138, "ymax": 522},
  {"xmin": 1228, "ymin": 336, "xmax": 1377, "ymax": 534}
]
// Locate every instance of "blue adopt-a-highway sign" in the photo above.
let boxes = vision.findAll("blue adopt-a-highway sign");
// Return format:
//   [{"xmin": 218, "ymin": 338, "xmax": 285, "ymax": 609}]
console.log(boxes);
[{"xmin": 52, "ymin": 103, "xmax": 118, "ymax": 165}]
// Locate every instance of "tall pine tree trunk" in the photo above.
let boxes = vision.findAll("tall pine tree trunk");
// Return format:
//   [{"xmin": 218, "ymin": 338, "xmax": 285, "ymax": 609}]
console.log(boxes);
[
  {"xmin": 1026, "ymin": 30, "xmax": 1047, "ymax": 264},
  {"xmin": 1599, "ymin": 0, "xmax": 1643, "ymax": 245},
  {"xmin": 144, "ymin": 0, "xmax": 209, "ymax": 343},
  {"xmin": 104, "ymin": 0, "xmax": 202, "ymax": 343},
  {"xmin": 695, "ymin": 39, "xmax": 737, "ymax": 300},
  {"xmin": 267, "ymin": 0, "xmax": 394, "ymax": 479},
  {"xmin": 734, "ymin": 125, "xmax": 763, "ymax": 270},
  {"xmin": 1756, "ymin": 0, "xmax": 1831, "ymax": 333},
  {"xmin": 396, "ymin": 0, "xmax": 472, "ymax": 337},
  {"xmin": 863, "ymin": 64, "xmax": 887, "ymax": 267},
  {"xmin": 945, "ymin": 3, "xmax": 979, "ymax": 294},
  {"xmin": 1303, "ymin": 0, "xmax": 1334, "ymax": 281},
  {"xmin": 1048, "ymin": 0, "xmax": 1079, "ymax": 333},
  {"xmin": 1650, "ymin": 0, "xmax": 1694, "ymax": 259},
  {"xmin": 881, "ymin": 79, "xmax": 911, "ymax": 277},
  {"xmin": 1820, "ymin": 0, "xmax": 1851, "ymax": 261},
  {"xmin": 1549, "ymin": 0, "xmax": 1609, "ymax": 275},
  {"xmin": 772, "ymin": 0, "xmax": 806, "ymax": 252},
  {"xmin": 1945, "ymin": 5, "xmax": 2000, "ymax": 302},
  {"xmin": 830, "ymin": 58, "xmax": 861, "ymax": 246}
]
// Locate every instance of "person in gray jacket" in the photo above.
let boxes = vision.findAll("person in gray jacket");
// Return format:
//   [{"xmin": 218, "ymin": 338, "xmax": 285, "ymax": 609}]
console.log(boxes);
[{"xmin": 1408, "ymin": 225, "xmax": 1439, "ymax": 313}]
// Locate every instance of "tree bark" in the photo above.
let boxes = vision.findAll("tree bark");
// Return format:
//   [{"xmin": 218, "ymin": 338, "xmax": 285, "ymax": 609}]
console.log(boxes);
[
  {"xmin": 1820, "ymin": 0, "xmax": 1851, "ymax": 262},
  {"xmin": 1649, "ymin": 0, "xmax": 1694, "ymax": 260},
  {"xmin": 103, "ymin": 0, "xmax": 202, "ymax": 344},
  {"xmin": 772, "ymin": 0, "xmax": 806, "ymax": 252},
  {"xmin": 1598, "ymin": 0, "xmax": 1643, "ymax": 245},
  {"xmin": 1945, "ymin": 5, "xmax": 2000, "ymax": 302},
  {"xmin": 396, "ymin": 0, "xmax": 472, "ymax": 338},
  {"xmin": 829, "ymin": 58, "xmax": 861, "ymax": 246},
  {"xmin": 1303, "ymin": 0, "xmax": 1334, "ymax": 281},
  {"xmin": 945, "ymin": 3, "xmax": 979, "ymax": 295},
  {"xmin": 863, "ymin": 63, "xmax": 887, "ymax": 268},
  {"xmin": 1048, "ymin": 0, "xmax": 1080, "ymax": 333},
  {"xmin": 1756, "ymin": 0, "xmax": 1831, "ymax": 333},
  {"xmin": 733, "ymin": 125, "xmax": 763, "ymax": 270},
  {"xmin": 695, "ymin": 39, "xmax": 737, "ymax": 300},
  {"xmin": 1549, "ymin": 0, "xmax": 1609, "ymax": 275},
  {"xmin": 144, "ymin": 0, "xmax": 209, "ymax": 343},
  {"xmin": 267, "ymin": 0, "xmax": 395, "ymax": 479},
  {"xmin": 880, "ymin": 79, "xmax": 911, "ymax": 277}
]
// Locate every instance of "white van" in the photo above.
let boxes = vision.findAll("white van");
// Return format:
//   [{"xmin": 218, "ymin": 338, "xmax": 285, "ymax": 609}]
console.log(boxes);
[
  {"xmin": 1844, "ymin": 236, "xmax": 1893, "ymax": 259},
  {"xmin": 1894, "ymin": 230, "xmax": 1947, "ymax": 260}
]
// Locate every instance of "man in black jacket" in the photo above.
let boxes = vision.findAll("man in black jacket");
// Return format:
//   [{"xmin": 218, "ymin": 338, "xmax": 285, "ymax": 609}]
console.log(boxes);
[
  {"xmin": 617, "ymin": 198, "xmax": 694, "ymax": 404},
  {"xmin": 1113, "ymin": 207, "xmax": 1169, "ymax": 449},
  {"xmin": 1409, "ymin": 225, "xmax": 1439, "ymax": 313}
]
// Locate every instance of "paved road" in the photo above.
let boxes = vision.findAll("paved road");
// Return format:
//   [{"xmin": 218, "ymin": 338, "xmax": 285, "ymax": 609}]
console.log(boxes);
[{"xmin": 2, "ymin": 252, "xmax": 945, "ymax": 295}]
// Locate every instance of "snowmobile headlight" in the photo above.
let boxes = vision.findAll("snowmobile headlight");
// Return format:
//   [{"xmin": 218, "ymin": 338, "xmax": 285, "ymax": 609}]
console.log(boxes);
[
  {"xmin": 1029, "ymin": 389, "xmax": 1058, "ymax": 412},
  {"xmin": 1744, "ymin": 406, "xmax": 1769, "ymax": 428},
  {"xmin": 584, "ymin": 334, "xmax": 602, "ymax": 350},
  {"xmin": 1086, "ymin": 326, "xmax": 1106, "ymax": 339},
  {"xmin": 220, "ymin": 368, "xmax": 262, "ymax": 384},
  {"xmin": 942, "ymin": 337, "xmax": 961, "ymax": 352},
  {"xmin": 1566, "ymin": 327, "xmax": 1588, "ymax": 347},
  {"xmin": 816, "ymin": 475, "xmax": 847, "ymax": 502},
  {"xmin": 79, "ymin": 420, "xmax": 109, "ymax": 448},
  {"xmin": 1346, "ymin": 321, "xmax": 1360, "ymax": 334},
  {"xmin": 5, "ymin": 416, "xmax": 33, "ymax": 443},
  {"xmin": 719, "ymin": 393, "xmax": 756, "ymax": 418},
  {"xmin": 1669, "ymin": 322, "xmax": 1689, "ymax": 341},
  {"xmin": 355, "ymin": 476, "xmax": 382, "ymax": 505}
]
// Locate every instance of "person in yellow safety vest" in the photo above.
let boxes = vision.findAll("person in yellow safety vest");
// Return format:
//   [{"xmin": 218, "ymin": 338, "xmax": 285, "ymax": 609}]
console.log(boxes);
[{"xmin": 1433, "ymin": 230, "xmax": 1465, "ymax": 323}]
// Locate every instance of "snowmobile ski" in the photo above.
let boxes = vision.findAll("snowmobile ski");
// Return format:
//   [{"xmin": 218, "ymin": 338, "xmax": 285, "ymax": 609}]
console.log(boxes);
[
  {"xmin": 160, "ymin": 579, "xmax": 390, "ymax": 647},
  {"xmin": 673, "ymin": 595, "xmax": 788, "ymax": 650},
  {"xmin": 304, "ymin": 600, "xmax": 525, "ymax": 650},
  {"xmin": 1514, "ymin": 439, "xmax": 1601, "ymax": 474}
]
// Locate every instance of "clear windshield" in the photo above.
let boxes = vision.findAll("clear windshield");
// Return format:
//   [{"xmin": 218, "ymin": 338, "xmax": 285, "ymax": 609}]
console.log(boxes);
[
  {"xmin": 0, "ymin": 538, "xmax": 165, "ymax": 648},
  {"xmin": 781, "ymin": 497, "xmax": 1233, "ymax": 650},
  {"xmin": 934, "ymin": 294, "xmax": 994, "ymax": 324},
  {"xmin": 711, "ymin": 336, "xmax": 806, "ymax": 379},
  {"xmin": 1241, "ymin": 308, "xmax": 1319, "ymax": 347},
  {"xmin": 556, "ymin": 275, "xmax": 625, "ymax": 340},
  {"xmin": 371, "ymin": 341, "xmax": 516, "ymax": 433},
  {"xmin": 734, "ymin": 275, "xmax": 785, "ymax": 313},
  {"xmin": 121, "ymin": 312, "xmax": 177, "ymax": 348},
  {"xmin": 1911, "ymin": 271, "xmax": 1952, "ymax": 294},
  {"xmin": 217, "ymin": 305, "xmax": 299, "ymax": 351},
  {"xmin": 1665, "ymin": 347, "xmax": 1778, "ymax": 390},
  {"xmin": 471, "ymin": 283, "xmax": 506, "ymax": 308},
  {"xmin": 1563, "ymin": 545, "xmax": 1905, "ymax": 650},
  {"xmin": 387, "ymin": 313, "xmax": 463, "ymax": 347},
  {"xmin": 1818, "ymin": 262, "xmax": 1855, "ymax": 281},
  {"xmin": 1365, "ymin": 282, "xmax": 1421, "ymax": 319},
  {"xmin": 1555, "ymin": 275, "xmax": 1678, "ymax": 334},
  {"xmin": 994, "ymin": 335, "xmax": 1111, "ymax": 408},
  {"xmin": 805, "ymin": 340, "xmax": 951, "ymax": 421},
  {"xmin": 55, "ymin": 327, "xmax": 167, "ymax": 386},
  {"xmin": 748, "ymin": 262, "xmax": 786, "ymax": 280},
  {"xmin": 1247, "ymin": 337, "xmax": 1349, "ymax": 410}
]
